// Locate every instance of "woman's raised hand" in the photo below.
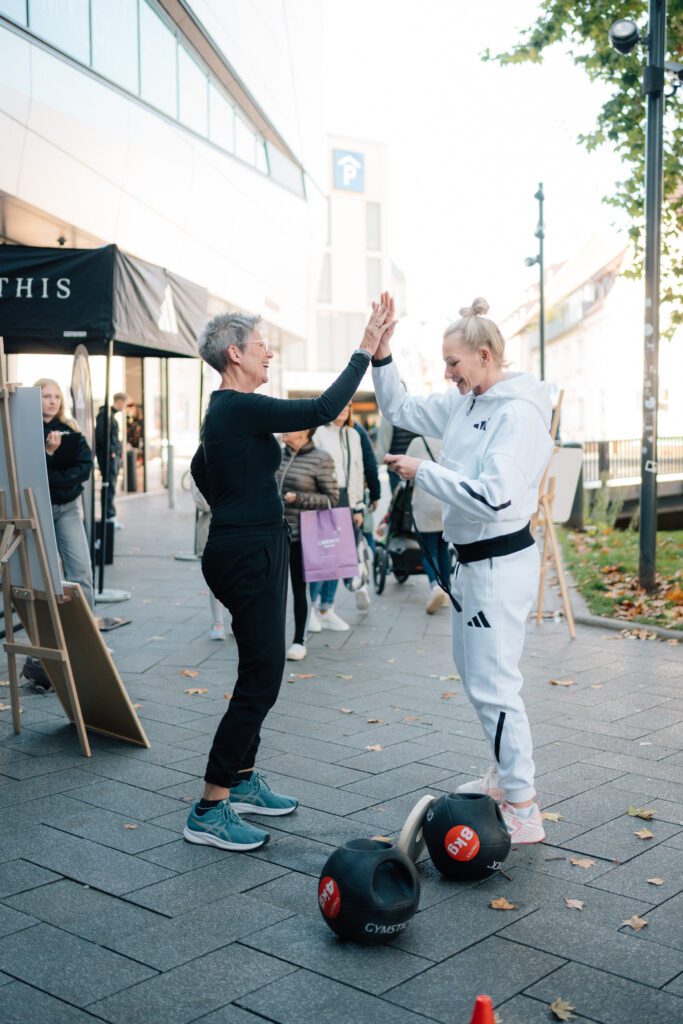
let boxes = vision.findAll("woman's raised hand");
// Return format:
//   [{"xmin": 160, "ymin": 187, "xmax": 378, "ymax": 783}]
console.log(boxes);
[{"xmin": 360, "ymin": 291, "xmax": 397, "ymax": 357}]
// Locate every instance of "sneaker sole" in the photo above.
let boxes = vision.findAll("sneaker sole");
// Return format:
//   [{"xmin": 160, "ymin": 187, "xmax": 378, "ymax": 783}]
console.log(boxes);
[
  {"xmin": 510, "ymin": 830, "xmax": 546, "ymax": 845},
  {"xmin": 319, "ymin": 623, "xmax": 350, "ymax": 631},
  {"xmin": 231, "ymin": 801, "xmax": 298, "ymax": 817},
  {"xmin": 182, "ymin": 826, "xmax": 269, "ymax": 851}
]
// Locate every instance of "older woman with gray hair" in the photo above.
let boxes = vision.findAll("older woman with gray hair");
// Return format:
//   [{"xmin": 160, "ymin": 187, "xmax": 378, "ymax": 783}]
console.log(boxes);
[{"xmin": 184, "ymin": 302, "xmax": 394, "ymax": 853}]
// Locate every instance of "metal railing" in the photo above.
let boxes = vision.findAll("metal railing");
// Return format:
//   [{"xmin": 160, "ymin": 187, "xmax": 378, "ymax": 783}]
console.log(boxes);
[{"xmin": 583, "ymin": 436, "xmax": 683, "ymax": 484}]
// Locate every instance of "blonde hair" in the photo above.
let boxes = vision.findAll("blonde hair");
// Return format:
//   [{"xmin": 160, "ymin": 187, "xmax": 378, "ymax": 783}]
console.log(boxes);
[
  {"xmin": 444, "ymin": 297, "xmax": 507, "ymax": 368},
  {"xmin": 34, "ymin": 378, "xmax": 79, "ymax": 431}
]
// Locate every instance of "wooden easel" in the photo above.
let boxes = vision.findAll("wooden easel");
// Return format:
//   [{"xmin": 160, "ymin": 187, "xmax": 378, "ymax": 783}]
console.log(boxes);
[
  {"xmin": 533, "ymin": 391, "xmax": 576, "ymax": 639},
  {"xmin": 0, "ymin": 356, "xmax": 92, "ymax": 755}
]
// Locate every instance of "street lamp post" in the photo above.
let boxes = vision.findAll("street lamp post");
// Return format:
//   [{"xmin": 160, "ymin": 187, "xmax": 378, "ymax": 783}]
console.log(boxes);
[
  {"xmin": 525, "ymin": 183, "xmax": 545, "ymax": 380},
  {"xmin": 609, "ymin": 2, "xmax": 667, "ymax": 591}
]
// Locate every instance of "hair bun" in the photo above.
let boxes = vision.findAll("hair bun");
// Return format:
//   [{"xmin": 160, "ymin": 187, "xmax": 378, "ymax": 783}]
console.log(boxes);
[{"xmin": 458, "ymin": 297, "xmax": 489, "ymax": 318}]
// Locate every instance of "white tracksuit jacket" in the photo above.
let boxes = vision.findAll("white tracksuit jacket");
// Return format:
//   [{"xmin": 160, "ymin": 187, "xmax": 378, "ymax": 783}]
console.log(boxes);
[{"xmin": 373, "ymin": 359, "xmax": 553, "ymax": 803}]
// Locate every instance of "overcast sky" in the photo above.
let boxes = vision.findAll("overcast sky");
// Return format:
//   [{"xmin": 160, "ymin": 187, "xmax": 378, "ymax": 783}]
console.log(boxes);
[{"xmin": 322, "ymin": 0, "xmax": 630, "ymax": 326}]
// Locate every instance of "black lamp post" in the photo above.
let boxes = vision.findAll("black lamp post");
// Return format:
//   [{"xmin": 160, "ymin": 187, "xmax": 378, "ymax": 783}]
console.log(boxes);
[
  {"xmin": 525, "ymin": 183, "xmax": 545, "ymax": 380},
  {"xmin": 608, "ymin": 1, "xmax": 669, "ymax": 591}
]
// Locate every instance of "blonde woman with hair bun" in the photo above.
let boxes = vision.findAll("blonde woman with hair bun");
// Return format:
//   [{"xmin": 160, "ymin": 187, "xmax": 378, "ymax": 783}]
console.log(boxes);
[{"xmin": 372, "ymin": 290, "xmax": 553, "ymax": 845}]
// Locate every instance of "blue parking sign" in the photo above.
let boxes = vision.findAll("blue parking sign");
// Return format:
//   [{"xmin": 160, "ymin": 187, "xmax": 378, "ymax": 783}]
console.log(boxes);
[{"xmin": 333, "ymin": 149, "xmax": 365, "ymax": 192}]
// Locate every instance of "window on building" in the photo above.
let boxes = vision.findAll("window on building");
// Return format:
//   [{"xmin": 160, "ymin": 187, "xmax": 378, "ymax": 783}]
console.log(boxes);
[
  {"xmin": 317, "ymin": 313, "xmax": 365, "ymax": 371},
  {"xmin": 139, "ymin": 0, "xmax": 178, "ymax": 118},
  {"xmin": 267, "ymin": 143, "xmax": 305, "ymax": 196},
  {"xmin": 235, "ymin": 112, "xmax": 257, "ymax": 164},
  {"xmin": 208, "ymin": 82, "xmax": 234, "ymax": 152},
  {"xmin": 91, "ymin": 0, "xmax": 138, "ymax": 93},
  {"xmin": 29, "ymin": 0, "xmax": 90, "ymax": 64},
  {"xmin": 0, "ymin": 0, "xmax": 27, "ymax": 24},
  {"xmin": 317, "ymin": 254, "xmax": 331, "ymax": 304},
  {"xmin": 178, "ymin": 45, "xmax": 208, "ymax": 135},
  {"xmin": 256, "ymin": 137, "xmax": 269, "ymax": 175},
  {"xmin": 366, "ymin": 201, "xmax": 381, "ymax": 250},
  {"xmin": 366, "ymin": 257, "xmax": 382, "ymax": 304}
]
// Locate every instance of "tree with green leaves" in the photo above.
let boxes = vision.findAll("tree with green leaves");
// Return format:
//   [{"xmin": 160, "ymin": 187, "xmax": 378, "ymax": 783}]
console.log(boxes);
[{"xmin": 485, "ymin": 1, "xmax": 683, "ymax": 324}]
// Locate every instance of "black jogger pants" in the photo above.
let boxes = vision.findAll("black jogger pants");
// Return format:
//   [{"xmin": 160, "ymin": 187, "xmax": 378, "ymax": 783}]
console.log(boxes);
[{"xmin": 201, "ymin": 521, "xmax": 290, "ymax": 787}]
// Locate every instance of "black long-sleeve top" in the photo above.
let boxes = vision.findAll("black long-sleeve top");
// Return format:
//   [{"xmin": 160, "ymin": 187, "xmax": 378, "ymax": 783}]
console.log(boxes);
[
  {"xmin": 191, "ymin": 351, "xmax": 370, "ymax": 528},
  {"xmin": 43, "ymin": 417, "xmax": 93, "ymax": 506}
]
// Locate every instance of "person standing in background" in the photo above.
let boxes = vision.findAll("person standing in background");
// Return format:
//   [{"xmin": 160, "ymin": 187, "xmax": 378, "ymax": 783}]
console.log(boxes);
[
  {"xmin": 375, "ymin": 389, "xmax": 417, "ymax": 492},
  {"xmin": 311, "ymin": 403, "xmax": 369, "ymax": 627},
  {"xmin": 405, "ymin": 435, "xmax": 451, "ymax": 614},
  {"xmin": 277, "ymin": 428, "xmax": 339, "ymax": 659},
  {"xmin": 95, "ymin": 392, "xmax": 128, "ymax": 529},
  {"xmin": 353, "ymin": 416, "xmax": 380, "ymax": 554},
  {"xmin": 191, "ymin": 478, "xmax": 230, "ymax": 641}
]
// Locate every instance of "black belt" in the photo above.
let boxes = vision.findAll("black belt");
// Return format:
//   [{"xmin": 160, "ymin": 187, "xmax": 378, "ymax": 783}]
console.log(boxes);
[{"xmin": 453, "ymin": 523, "xmax": 534, "ymax": 564}]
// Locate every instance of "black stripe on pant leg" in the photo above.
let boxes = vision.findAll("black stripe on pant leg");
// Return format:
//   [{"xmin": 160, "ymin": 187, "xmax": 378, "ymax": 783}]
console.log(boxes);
[{"xmin": 494, "ymin": 711, "xmax": 506, "ymax": 762}]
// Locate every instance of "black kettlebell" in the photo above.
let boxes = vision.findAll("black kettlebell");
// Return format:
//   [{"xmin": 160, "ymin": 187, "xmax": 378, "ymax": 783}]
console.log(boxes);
[
  {"xmin": 318, "ymin": 838, "xmax": 420, "ymax": 944},
  {"xmin": 423, "ymin": 793, "xmax": 511, "ymax": 880}
]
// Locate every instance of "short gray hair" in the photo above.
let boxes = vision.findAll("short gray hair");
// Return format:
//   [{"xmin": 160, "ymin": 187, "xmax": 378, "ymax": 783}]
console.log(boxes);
[{"xmin": 198, "ymin": 312, "xmax": 262, "ymax": 373}]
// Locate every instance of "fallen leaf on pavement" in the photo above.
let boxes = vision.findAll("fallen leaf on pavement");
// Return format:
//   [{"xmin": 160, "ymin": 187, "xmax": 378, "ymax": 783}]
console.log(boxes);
[
  {"xmin": 623, "ymin": 914, "xmax": 648, "ymax": 931},
  {"xmin": 289, "ymin": 673, "xmax": 316, "ymax": 679},
  {"xmin": 223, "ymin": 693, "xmax": 232, "ymax": 700},
  {"xmin": 0, "ymin": 680, "xmax": 9, "ymax": 686},
  {"xmin": 627, "ymin": 806, "xmax": 655, "ymax": 820},
  {"xmin": 634, "ymin": 828, "xmax": 654, "ymax": 840},
  {"xmin": 647, "ymin": 877, "xmax": 665, "ymax": 885},
  {"xmin": 490, "ymin": 897, "xmax": 518, "ymax": 911},
  {"xmin": 542, "ymin": 812, "xmax": 563, "ymax": 822},
  {"xmin": 403, "ymin": 715, "xmax": 419, "ymax": 722},
  {"xmin": 367, "ymin": 718, "xmax": 383, "ymax": 724},
  {"xmin": 123, "ymin": 824, "xmax": 139, "ymax": 830},
  {"xmin": 185, "ymin": 687, "xmax": 208, "ymax": 695},
  {"xmin": 366, "ymin": 744, "xmax": 382, "ymax": 752},
  {"xmin": 337, "ymin": 674, "xmax": 353, "ymax": 681},
  {"xmin": 570, "ymin": 857, "xmax": 596, "ymax": 869},
  {"xmin": 371, "ymin": 835, "xmax": 393, "ymax": 842},
  {"xmin": 386, "ymin": 658, "xmax": 397, "ymax": 664},
  {"xmin": 550, "ymin": 997, "xmax": 576, "ymax": 1021},
  {"xmin": 549, "ymin": 678, "xmax": 576, "ymax": 687},
  {"xmin": 180, "ymin": 669, "xmax": 199, "ymax": 678},
  {"xmin": 564, "ymin": 898, "xmax": 584, "ymax": 911},
  {"xmin": 132, "ymin": 703, "xmax": 144, "ymax": 709},
  {"xmin": 0, "ymin": 703, "xmax": 12, "ymax": 711},
  {"xmin": 339, "ymin": 707, "xmax": 354, "ymax": 714},
  {"xmin": 441, "ymin": 691, "xmax": 458, "ymax": 700},
  {"xmin": 590, "ymin": 683, "xmax": 604, "ymax": 689}
]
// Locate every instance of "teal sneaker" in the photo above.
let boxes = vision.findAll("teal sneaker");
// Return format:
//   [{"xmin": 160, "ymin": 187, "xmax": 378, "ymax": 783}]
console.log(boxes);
[
  {"xmin": 230, "ymin": 772, "xmax": 298, "ymax": 817},
  {"xmin": 183, "ymin": 800, "xmax": 269, "ymax": 851}
]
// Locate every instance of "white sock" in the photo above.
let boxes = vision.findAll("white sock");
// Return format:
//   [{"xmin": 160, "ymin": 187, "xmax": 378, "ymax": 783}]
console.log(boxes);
[{"xmin": 511, "ymin": 803, "xmax": 537, "ymax": 818}]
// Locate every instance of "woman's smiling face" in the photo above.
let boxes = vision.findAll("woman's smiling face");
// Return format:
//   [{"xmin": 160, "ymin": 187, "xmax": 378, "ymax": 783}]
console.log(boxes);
[{"xmin": 442, "ymin": 332, "xmax": 487, "ymax": 395}]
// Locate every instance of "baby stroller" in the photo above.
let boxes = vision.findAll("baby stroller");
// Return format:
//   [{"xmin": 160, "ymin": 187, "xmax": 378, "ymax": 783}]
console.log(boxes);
[{"xmin": 373, "ymin": 481, "xmax": 425, "ymax": 594}]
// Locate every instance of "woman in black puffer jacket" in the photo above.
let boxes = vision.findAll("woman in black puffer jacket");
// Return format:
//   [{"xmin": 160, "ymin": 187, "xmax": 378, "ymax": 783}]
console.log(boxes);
[
  {"xmin": 37, "ymin": 378, "xmax": 95, "ymax": 611},
  {"xmin": 277, "ymin": 428, "xmax": 338, "ymax": 661}
]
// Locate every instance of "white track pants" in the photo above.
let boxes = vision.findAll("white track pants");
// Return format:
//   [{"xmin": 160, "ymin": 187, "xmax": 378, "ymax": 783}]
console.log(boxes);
[{"xmin": 450, "ymin": 544, "xmax": 538, "ymax": 803}]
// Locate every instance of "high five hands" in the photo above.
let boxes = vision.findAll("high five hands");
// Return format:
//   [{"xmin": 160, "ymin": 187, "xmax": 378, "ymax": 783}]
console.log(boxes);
[{"xmin": 360, "ymin": 291, "xmax": 397, "ymax": 358}]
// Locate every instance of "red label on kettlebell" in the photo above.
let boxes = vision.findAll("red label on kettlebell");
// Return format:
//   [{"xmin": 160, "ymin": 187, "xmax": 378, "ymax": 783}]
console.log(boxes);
[
  {"xmin": 318, "ymin": 876, "xmax": 341, "ymax": 918},
  {"xmin": 444, "ymin": 825, "xmax": 480, "ymax": 861}
]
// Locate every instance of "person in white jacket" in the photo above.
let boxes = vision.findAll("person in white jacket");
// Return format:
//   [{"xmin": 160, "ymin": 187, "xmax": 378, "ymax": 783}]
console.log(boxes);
[
  {"xmin": 311, "ymin": 404, "xmax": 369, "ymax": 629},
  {"xmin": 374, "ymin": 292, "xmax": 552, "ymax": 844}
]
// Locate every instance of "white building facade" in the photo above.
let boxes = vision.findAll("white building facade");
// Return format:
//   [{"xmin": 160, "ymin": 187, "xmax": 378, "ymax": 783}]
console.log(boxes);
[
  {"xmin": 0, "ymin": 0, "xmax": 327, "ymax": 475},
  {"xmin": 502, "ymin": 234, "xmax": 683, "ymax": 443},
  {"xmin": 283, "ymin": 135, "xmax": 406, "ymax": 406}
]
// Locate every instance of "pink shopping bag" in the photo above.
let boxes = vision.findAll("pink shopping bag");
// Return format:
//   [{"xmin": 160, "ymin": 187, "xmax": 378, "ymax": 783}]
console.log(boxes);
[{"xmin": 300, "ymin": 507, "xmax": 359, "ymax": 582}]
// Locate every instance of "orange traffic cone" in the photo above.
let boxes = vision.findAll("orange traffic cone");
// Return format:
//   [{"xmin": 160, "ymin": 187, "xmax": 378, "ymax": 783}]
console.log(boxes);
[{"xmin": 469, "ymin": 994, "xmax": 495, "ymax": 1024}]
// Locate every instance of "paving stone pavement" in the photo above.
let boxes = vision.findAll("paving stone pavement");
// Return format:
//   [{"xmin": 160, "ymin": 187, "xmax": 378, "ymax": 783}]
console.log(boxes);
[{"xmin": 0, "ymin": 490, "xmax": 681, "ymax": 1024}]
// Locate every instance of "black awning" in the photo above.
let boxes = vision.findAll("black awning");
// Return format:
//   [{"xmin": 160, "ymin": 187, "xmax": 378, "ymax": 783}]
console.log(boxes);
[{"xmin": 0, "ymin": 244, "xmax": 207, "ymax": 358}]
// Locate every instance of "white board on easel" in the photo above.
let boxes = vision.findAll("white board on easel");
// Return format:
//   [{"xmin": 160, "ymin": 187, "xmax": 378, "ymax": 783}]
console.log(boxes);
[{"xmin": 545, "ymin": 447, "xmax": 584, "ymax": 524}]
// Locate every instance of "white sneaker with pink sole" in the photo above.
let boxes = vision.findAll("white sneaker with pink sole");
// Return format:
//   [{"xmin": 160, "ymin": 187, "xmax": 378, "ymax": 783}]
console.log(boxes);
[{"xmin": 501, "ymin": 801, "xmax": 545, "ymax": 844}]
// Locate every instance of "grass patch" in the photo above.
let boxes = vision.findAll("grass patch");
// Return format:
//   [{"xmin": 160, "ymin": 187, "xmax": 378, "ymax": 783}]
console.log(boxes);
[{"xmin": 559, "ymin": 525, "xmax": 683, "ymax": 631}]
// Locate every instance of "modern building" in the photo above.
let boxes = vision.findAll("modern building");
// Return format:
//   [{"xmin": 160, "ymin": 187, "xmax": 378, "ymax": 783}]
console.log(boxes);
[
  {"xmin": 501, "ymin": 233, "xmax": 683, "ymax": 442},
  {"xmin": 283, "ymin": 135, "xmax": 407, "ymax": 418},
  {"xmin": 0, "ymin": 0, "xmax": 327, "ymax": 485}
]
